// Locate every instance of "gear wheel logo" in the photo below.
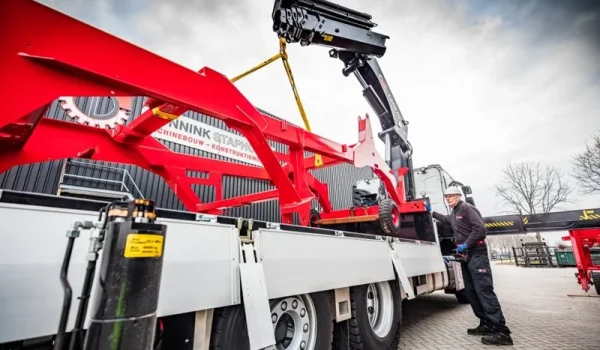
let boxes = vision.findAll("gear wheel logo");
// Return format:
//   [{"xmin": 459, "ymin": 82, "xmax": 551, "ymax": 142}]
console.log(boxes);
[{"xmin": 58, "ymin": 96, "xmax": 131, "ymax": 129}]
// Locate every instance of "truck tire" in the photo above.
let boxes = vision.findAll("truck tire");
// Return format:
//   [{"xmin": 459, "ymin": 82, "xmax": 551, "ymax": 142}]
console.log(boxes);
[
  {"xmin": 455, "ymin": 289, "xmax": 469, "ymax": 304},
  {"xmin": 309, "ymin": 208, "xmax": 321, "ymax": 227},
  {"xmin": 210, "ymin": 291, "xmax": 334, "ymax": 350},
  {"xmin": 210, "ymin": 304, "xmax": 249, "ymax": 349},
  {"xmin": 592, "ymin": 271, "xmax": 600, "ymax": 295},
  {"xmin": 378, "ymin": 198, "xmax": 401, "ymax": 236},
  {"xmin": 334, "ymin": 280, "xmax": 402, "ymax": 350}
]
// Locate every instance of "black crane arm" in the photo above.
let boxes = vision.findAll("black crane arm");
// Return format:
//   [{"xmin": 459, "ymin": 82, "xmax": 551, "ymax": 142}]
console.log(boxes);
[{"xmin": 272, "ymin": 0, "xmax": 416, "ymax": 199}]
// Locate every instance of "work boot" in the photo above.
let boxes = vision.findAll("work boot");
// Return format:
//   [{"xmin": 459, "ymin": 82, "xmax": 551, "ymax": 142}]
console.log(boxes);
[
  {"xmin": 467, "ymin": 324, "xmax": 493, "ymax": 336},
  {"xmin": 481, "ymin": 332, "xmax": 513, "ymax": 346}
]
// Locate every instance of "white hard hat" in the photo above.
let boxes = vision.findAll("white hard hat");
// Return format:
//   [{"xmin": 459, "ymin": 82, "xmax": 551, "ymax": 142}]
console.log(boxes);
[{"xmin": 444, "ymin": 186, "xmax": 463, "ymax": 196}]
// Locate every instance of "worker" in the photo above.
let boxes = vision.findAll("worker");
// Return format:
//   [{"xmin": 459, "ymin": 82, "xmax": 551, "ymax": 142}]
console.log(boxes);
[{"xmin": 424, "ymin": 186, "xmax": 513, "ymax": 346}]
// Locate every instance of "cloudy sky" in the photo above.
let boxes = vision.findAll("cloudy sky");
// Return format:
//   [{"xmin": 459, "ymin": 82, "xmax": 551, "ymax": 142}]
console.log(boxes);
[{"xmin": 39, "ymin": 0, "xmax": 600, "ymax": 224}]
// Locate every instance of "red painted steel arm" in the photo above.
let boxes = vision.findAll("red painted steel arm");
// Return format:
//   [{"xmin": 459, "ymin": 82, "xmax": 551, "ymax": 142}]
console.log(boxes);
[
  {"xmin": 0, "ymin": 118, "xmax": 264, "ymax": 211},
  {"xmin": 0, "ymin": 0, "xmax": 425, "ymax": 226},
  {"xmin": 0, "ymin": 0, "xmax": 327, "ymax": 217},
  {"xmin": 1, "ymin": 1, "xmax": 354, "ymax": 162},
  {"xmin": 113, "ymin": 104, "xmax": 187, "ymax": 143}
]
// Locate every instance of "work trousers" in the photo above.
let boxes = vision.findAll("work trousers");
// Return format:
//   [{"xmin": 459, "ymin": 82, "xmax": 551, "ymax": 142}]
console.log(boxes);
[{"xmin": 460, "ymin": 247, "xmax": 511, "ymax": 334}]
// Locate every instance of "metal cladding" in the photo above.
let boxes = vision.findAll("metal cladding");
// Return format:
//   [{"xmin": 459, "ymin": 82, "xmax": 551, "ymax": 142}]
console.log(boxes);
[{"xmin": 0, "ymin": 96, "xmax": 374, "ymax": 223}]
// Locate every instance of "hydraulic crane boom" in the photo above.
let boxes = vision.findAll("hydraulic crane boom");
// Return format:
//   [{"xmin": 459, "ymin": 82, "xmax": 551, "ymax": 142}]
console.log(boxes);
[{"xmin": 272, "ymin": 0, "xmax": 416, "ymax": 200}]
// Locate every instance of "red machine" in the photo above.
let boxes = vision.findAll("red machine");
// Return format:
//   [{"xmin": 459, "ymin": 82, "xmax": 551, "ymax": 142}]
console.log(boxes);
[
  {"xmin": 0, "ymin": 0, "xmax": 427, "ymax": 237},
  {"xmin": 562, "ymin": 229, "xmax": 600, "ymax": 294},
  {"xmin": 485, "ymin": 210, "xmax": 600, "ymax": 294}
]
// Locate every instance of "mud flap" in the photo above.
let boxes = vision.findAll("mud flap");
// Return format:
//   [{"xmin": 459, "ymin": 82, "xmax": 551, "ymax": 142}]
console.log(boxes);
[
  {"xmin": 391, "ymin": 248, "xmax": 415, "ymax": 299},
  {"xmin": 239, "ymin": 242, "xmax": 277, "ymax": 350}
]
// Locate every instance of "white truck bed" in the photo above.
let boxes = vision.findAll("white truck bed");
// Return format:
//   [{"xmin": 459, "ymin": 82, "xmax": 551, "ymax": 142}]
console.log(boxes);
[{"xmin": 0, "ymin": 190, "xmax": 457, "ymax": 348}]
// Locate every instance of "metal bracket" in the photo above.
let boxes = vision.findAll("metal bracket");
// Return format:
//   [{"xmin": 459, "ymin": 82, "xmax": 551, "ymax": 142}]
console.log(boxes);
[
  {"xmin": 196, "ymin": 214, "xmax": 218, "ymax": 223},
  {"xmin": 333, "ymin": 287, "xmax": 351, "ymax": 322},
  {"xmin": 239, "ymin": 242, "xmax": 276, "ymax": 350},
  {"xmin": 193, "ymin": 309, "xmax": 214, "ymax": 350},
  {"xmin": 452, "ymin": 261, "xmax": 465, "ymax": 291},
  {"xmin": 390, "ymin": 247, "xmax": 416, "ymax": 300},
  {"xmin": 266, "ymin": 222, "xmax": 280, "ymax": 230},
  {"xmin": 239, "ymin": 218, "xmax": 255, "ymax": 243}
]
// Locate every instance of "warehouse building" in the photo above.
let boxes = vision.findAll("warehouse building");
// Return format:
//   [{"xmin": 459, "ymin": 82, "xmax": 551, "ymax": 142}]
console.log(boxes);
[{"xmin": 0, "ymin": 96, "xmax": 373, "ymax": 223}]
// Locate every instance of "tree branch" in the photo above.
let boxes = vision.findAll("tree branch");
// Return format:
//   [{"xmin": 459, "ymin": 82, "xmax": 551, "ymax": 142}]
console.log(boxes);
[
  {"xmin": 494, "ymin": 161, "xmax": 573, "ymax": 216},
  {"xmin": 572, "ymin": 133, "xmax": 600, "ymax": 194}
]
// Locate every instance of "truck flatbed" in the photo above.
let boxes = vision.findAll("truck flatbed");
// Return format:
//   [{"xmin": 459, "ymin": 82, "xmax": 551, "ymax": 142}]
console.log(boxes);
[{"xmin": 0, "ymin": 189, "xmax": 458, "ymax": 349}]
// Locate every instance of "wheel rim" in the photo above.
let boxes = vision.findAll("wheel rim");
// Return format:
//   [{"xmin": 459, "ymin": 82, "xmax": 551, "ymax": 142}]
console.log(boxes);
[
  {"xmin": 271, "ymin": 294, "xmax": 317, "ymax": 350},
  {"xmin": 366, "ymin": 282, "xmax": 394, "ymax": 338},
  {"xmin": 391, "ymin": 207, "xmax": 400, "ymax": 227}
]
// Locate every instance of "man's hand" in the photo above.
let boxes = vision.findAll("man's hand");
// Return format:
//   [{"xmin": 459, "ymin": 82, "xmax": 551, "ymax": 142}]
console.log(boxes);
[
  {"xmin": 424, "ymin": 201, "xmax": 432, "ymax": 212},
  {"xmin": 456, "ymin": 243, "xmax": 468, "ymax": 253}
]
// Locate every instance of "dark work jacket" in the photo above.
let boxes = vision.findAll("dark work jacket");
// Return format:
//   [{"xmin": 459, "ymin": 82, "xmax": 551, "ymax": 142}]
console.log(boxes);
[{"xmin": 431, "ymin": 200, "xmax": 487, "ymax": 247}]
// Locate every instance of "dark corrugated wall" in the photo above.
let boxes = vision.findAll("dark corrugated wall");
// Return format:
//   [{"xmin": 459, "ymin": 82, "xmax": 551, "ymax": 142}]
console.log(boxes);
[{"xmin": 0, "ymin": 97, "xmax": 373, "ymax": 222}]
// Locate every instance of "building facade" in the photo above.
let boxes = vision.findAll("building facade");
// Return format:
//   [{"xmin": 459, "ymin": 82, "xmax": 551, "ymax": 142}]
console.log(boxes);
[{"xmin": 0, "ymin": 96, "xmax": 373, "ymax": 223}]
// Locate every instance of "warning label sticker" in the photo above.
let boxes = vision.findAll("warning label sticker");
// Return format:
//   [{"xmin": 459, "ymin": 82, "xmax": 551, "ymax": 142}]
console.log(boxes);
[{"xmin": 124, "ymin": 233, "xmax": 164, "ymax": 258}]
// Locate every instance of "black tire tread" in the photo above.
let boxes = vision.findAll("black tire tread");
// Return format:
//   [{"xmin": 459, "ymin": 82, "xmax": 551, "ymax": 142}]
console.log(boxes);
[
  {"xmin": 209, "ymin": 305, "xmax": 249, "ymax": 350},
  {"xmin": 210, "ymin": 292, "xmax": 334, "ymax": 350},
  {"xmin": 344, "ymin": 282, "xmax": 402, "ymax": 350},
  {"xmin": 379, "ymin": 198, "xmax": 401, "ymax": 236},
  {"xmin": 592, "ymin": 271, "xmax": 600, "ymax": 295}
]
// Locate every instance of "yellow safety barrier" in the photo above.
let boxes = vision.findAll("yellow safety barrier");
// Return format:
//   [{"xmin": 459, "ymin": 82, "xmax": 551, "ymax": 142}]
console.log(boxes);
[{"xmin": 230, "ymin": 37, "xmax": 323, "ymax": 168}]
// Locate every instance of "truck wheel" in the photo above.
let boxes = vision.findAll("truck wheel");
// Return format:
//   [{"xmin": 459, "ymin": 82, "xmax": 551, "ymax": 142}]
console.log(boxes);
[
  {"xmin": 334, "ymin": 280, "xmax": 402, "ymax": 350},
  {"xmin": 271, "ymin": 291, "xmax": 334, "ymax": 349},
  {"xmin": 592, "ymin": 271, "xmax": 600, "ymax": 295},
  {"xmin": 210, "ymin": 291, "xmax": 334, "ymax": 350},
  {"xmin": 379, "ymin": 198, "xmax": 401, "ymax": 236},
  {"xmin": 455, "ymin": 289, "xmax": 469, "ymax": 304},
  {"xmin": 309, "ymin": 209, "xmax": 321, "ymax": 227},
  {"xmin": 210, "ymin": 304, "xmax": 249, "ymax": 349}
]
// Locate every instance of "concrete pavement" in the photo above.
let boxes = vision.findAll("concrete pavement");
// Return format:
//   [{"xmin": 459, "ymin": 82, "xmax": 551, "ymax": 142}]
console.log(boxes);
[{"xmin": 399, "ymin": 263, "xmax": 600, "ymax": 350}]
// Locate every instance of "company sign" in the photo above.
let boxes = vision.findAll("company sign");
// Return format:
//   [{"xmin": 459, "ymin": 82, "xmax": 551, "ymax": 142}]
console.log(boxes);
[
  {"xmin": 152, "ymin": 116, "xmax": 268, "ymax": 167},
  {"xmin": 58, "ymin": 96, "xmax": 270, "ymax": 167}
]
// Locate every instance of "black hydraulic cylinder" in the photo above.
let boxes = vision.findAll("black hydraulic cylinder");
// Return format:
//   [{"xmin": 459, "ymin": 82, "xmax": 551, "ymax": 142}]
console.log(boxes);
[{"xmin": 83, "ymin": 200, "xmax": 166, "ymax": 350}]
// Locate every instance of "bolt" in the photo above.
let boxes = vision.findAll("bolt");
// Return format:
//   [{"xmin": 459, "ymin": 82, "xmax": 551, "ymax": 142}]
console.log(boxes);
[
  {"xmin": 292, "ymin": 299, "xmax": 298, "ymax": 309},
  {"xmin": 300, "ymin": 308, "xmax": 306, "ymax": 317},
  {"xmin": 303, "ymin": 324, "xmax": 309, "ymax": 333},
  {"xmin": 281, "ymin": 301, "xmax": 287, "ymax": 311},
  {"xmin": 300, "ymin": 341, "xmax": 306, "ymax": 349},
  {"xmin": 272, "ymin": 313, "xmax": 278, "ymax": 323}
]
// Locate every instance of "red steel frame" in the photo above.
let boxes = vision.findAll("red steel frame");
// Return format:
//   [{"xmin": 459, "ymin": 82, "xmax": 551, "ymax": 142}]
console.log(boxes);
[
  {"xmin": 562, "ymin": 229, "xmax": 600, "ymax": 293},
  {"xmin": 0, "ymin": 0, "xmax": 425, "ymax": 226}
]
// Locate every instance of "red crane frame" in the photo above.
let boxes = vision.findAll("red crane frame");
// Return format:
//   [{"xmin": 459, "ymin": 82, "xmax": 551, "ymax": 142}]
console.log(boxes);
[
  {"xmin": 0, "ymin": 0, "xmax": 425, "ymax": 227},
  {"xmin": 562, "ymin": 229, "xmax": 600, "ymax": 293}
]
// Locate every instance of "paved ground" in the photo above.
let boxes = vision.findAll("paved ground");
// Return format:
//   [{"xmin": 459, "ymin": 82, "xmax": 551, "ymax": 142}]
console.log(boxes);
[{"xmin": 399, "ymin": 263, "xmax": 600, "ymax": 350}]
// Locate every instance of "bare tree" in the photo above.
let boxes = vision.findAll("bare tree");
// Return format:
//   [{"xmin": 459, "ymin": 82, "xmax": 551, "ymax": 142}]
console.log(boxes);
[
  {"xmin": 493, "ymin": 161, "xmax": 573, "ymax": 241},
  {"xmin": 572, "ymin": 132, "xmax": 600, "ymax": 194},
  {"xmin": 487, "ymin": 235, "xmax": 517, "ymax": 254}
]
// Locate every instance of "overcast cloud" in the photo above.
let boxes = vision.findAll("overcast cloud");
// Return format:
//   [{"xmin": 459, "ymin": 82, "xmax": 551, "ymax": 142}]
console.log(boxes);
[{"xmin": 39, "ymin": 0, "xmax": 600, "ymax": 223}]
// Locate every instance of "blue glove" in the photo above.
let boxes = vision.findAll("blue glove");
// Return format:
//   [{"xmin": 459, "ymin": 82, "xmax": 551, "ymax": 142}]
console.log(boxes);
[
  {"xmin": 424, "ymin": 201, "xmax": 432, "ymax": 212},
  {"xmin": 456, "ymin": 243, "xmax": 468, "ymax": 253},
  {"xmin": 443, "ymin": 256, "xmax": 450, "ymax": 263}
]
